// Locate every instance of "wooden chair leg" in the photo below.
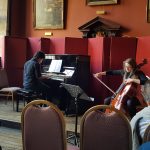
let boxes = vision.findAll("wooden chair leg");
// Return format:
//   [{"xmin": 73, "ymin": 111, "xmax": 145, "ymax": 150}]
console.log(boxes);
[{"xmin": 5, "ymin": 92, "xmax": 10, "ymax": 105}]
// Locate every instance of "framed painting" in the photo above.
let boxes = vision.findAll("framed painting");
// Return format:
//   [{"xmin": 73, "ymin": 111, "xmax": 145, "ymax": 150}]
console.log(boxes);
[
  {"xmin": 147, "ymin": 0, "xmax": 150, "ymax": 23},
  {"xmin": 87, "ymin": 0, "xmax": 118, "ymax": 6},
  {"xmin": 33, "ymin": 0, "xmax": 64, "ymax": 29}
]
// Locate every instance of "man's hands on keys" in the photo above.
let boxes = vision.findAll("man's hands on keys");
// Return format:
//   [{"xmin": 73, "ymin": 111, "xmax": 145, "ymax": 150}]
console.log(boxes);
[{"xmin": 41, "ymin": 74, "xmax": 52, "ymax": 79}]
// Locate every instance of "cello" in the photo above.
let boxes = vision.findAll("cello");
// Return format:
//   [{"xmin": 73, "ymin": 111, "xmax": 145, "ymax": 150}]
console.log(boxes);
[{"xmin": 94, "ymin": 59, "xmax": 147, "ymax": 115}]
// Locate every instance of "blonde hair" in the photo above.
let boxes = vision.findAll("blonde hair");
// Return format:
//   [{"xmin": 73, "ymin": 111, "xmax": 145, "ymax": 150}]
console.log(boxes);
[
  {"xmin": 123, "ymin": 58, "xmax": 137, "ymax": 80},
  {"xmin": 123, "ymin": 58, "xmax": 137, "ymax": 71}
]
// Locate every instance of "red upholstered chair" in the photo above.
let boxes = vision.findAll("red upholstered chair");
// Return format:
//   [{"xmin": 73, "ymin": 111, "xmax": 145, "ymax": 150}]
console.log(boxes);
[
  {"xmin": 80, "ymin": 105, "xmax": 132, "ymax": 150},
  {"xmin": 21, "ymin": 100, "xmax": 79, "ymax": 150}
]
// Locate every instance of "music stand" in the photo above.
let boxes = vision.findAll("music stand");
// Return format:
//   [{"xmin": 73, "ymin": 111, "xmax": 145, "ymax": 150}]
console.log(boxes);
[{"xmin": 61, "ymin": 83, "xmax": 92, "ymax": 146}]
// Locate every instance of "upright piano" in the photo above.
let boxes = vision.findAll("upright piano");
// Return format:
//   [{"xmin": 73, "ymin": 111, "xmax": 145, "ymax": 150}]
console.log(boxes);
[
  {"xmin": 42, "ymin": 54, "xmax": 90, "ymax": 92},
  {"xmin": 42, "ymin": 54, "xmax": 91, "ymax": 114}
]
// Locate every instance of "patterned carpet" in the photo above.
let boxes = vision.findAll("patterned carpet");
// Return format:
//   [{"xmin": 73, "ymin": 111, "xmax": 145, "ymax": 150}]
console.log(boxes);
[{"xmin": 0, "ymin": 127, "xmax": 22, "ymax": 150}]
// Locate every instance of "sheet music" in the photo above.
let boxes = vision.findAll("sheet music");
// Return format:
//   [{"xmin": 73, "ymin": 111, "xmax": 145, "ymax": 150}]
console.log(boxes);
[
  {"xmin": 47, "ymin": 59, "xmax": 62, "ymax": 73},
  {"xmin": 63, "ymin": 69, "xmax": 74, "ymax": 77}
]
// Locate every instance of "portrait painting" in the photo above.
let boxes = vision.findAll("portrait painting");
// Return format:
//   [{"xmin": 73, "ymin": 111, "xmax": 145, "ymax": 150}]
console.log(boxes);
[{"xmin": 33, "ymin": 0, "xmax": 64, "ymax": 29}]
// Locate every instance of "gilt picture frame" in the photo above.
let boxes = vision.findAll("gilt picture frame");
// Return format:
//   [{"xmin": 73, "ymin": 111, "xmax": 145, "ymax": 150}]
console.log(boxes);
[
  {"xmin": 33, "ymin": 0, "xmax": 64, "ymax": 29},
  {"xmin": 147, "ymin": 0, "xmax": 150, "ymax": 23},
  {"xmin": 87, "ymin": 0, "xmax": 118, "ymax": 6}
]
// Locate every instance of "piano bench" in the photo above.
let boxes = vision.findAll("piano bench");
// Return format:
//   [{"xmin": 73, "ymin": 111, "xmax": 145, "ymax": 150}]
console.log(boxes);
[{"xmin": 16, "ymin": 89, "xmax": 40, "ymax": 112}]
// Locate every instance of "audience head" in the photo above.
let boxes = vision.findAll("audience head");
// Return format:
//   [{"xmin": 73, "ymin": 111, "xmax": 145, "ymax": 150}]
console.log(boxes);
[
  {"xmin": 141, "ymin": 79, "xmax": 150, "ymax": 105},
  {"xmin": 33, "ymin": 51, "xmax": 45, "ymax": 64}
]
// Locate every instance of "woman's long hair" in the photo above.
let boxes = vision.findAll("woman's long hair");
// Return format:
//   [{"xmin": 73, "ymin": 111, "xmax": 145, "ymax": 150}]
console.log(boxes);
[{"xmin": 123, "ymin": 58, "xmax": 137, "ymax": 80}]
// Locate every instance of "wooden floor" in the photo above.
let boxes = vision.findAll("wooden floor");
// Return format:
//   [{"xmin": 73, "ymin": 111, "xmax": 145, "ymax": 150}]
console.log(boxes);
[
  {"xmin": 0, "ymin": 127, "xmax": 22, "ymax": 150},
  {"xmin": 0, "ymin": 99, "xmax": 81, "ymax": 150}
]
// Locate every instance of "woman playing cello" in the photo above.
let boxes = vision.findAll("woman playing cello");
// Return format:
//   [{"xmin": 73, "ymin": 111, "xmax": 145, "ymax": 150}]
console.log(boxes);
[{"xmin": 95, "ymin": 58, "xmax": 148, "ymax": 118}]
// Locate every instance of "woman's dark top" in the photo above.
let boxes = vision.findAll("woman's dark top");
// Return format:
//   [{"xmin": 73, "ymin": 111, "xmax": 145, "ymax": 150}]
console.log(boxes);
[{"xmin": 106, "ymin": 69, "xmax": 148, "ymax": 85}]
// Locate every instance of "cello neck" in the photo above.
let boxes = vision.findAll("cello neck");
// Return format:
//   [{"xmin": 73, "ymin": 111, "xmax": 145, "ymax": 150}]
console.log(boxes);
[{"xmin": 115, "ymin": 82, "xmax": 127, "ymax": 95}]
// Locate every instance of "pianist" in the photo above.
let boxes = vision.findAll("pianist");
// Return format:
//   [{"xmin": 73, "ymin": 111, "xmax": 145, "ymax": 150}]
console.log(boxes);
[{"xmin": 23, "ymin": 51, "xmax": 52, "ymax": 101}]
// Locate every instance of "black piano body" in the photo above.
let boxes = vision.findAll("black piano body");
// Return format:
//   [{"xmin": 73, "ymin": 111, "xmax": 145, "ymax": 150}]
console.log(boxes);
[{"xmin": 42, "ymin": 54, "xmax": 91, "ymax": 114}]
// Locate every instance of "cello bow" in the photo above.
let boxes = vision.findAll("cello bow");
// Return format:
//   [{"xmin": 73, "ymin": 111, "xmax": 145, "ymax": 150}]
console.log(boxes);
[{"xmin": 93, "ymin": 74, "xmax": 116, "ymax": 96}]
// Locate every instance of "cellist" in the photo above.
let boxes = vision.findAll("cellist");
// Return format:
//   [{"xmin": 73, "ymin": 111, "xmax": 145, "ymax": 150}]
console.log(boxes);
[{"xmin": 95, "ymin": 58, "xmax": 148, "ymax": 118}]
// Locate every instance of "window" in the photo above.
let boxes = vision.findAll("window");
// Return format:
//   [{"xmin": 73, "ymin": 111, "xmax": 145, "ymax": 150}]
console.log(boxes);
[{"xmin": 0, "ymin": 0, "xmax": 8, "ymax": 35}]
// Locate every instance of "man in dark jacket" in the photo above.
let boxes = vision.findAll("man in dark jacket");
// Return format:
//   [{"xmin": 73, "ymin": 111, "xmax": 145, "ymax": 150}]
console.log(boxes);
[{"xmin": 23, "ymin": 51, "xmax": 52, "ymax": 100}]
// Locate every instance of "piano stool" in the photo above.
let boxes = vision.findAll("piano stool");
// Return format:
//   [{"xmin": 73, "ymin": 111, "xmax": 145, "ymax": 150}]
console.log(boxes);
[{"xmin": 16, "ymin": 89, "xmax": 41, "ymax": 112}]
